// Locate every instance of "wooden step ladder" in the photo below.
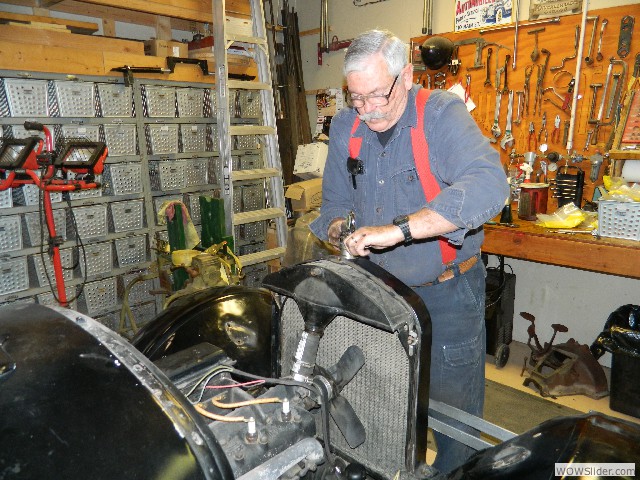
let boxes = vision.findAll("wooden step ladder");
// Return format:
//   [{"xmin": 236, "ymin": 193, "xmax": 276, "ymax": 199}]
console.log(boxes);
[{"xmin": 211, "ymin": 0, "xmax": 287, "ymax": 278}]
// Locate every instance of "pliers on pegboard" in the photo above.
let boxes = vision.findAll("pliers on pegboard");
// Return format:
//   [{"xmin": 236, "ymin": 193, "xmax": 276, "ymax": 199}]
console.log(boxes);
[
  {"xmin": 551, "ymin": 114, "xmax": 561, "ymax": 144},
  {"xmin": 538, "ymin": 112, "xmax": 548, "ymax": 144},
  {"xmin": 528, "ymin": 121, "xmax": 537, "ymax": 151}
]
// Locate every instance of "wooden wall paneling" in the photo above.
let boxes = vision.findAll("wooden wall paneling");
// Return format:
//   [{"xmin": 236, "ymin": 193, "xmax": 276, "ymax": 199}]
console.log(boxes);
[
  {"xmin": 0, "ymin": 10, "xmax": 99, "ymax": 32},
  {"xmin": 0, "ymin": 23, "xmax": 145, "ymax": 54},
  {"xmin": 411, "ymin": 4, "xmax": 640, "ymax": 211}
]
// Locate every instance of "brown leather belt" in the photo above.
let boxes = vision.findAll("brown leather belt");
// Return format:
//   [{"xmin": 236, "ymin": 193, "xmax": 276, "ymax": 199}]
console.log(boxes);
[{"xmin": 419, "ymin": 255, "xmax": 479, "ymax": 287}]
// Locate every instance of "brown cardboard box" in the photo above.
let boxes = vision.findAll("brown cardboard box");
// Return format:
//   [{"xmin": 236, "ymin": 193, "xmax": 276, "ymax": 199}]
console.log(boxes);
[
  {"xmin": 144, "ymin": 39, "xmax": 188, "ymax": 58},
  {"xmin": 285, "ymin": 178, "xmax": 323, "ymax": 211}
]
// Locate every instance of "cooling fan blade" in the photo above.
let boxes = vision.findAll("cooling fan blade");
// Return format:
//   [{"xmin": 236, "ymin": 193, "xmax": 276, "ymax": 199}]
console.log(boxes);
[{"xmin": 317, "ymin": 345, "xmax": 366, "ymax": 448}]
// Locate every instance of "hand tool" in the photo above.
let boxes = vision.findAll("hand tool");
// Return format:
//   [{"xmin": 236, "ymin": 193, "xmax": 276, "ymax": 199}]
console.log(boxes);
[
  {"xmin": 584, "ymin": 15, "xmax": 599, "ymax": 65},
  {"xmin": 551, "ymin": 114, "xmax": 561, "ymax": 144},
  {"xmin": 495, "ymin": 57, "xmax": 504, "ymax": 91},
  {"xmin": 434, "ymin": 71, "xmax": 446, "ymax": 89},
  {"xmin": 538, "ymin": 112, "xmax": 548, "ymax": 144},
  {"xmin": 551, "ymin": 26, "xmax": 580, "ymax": 71},
  {"xmin": 617, "ymin": 16, "xmax": 635, "ymax": 58},
  {"xmin": 562, "ymin": 78, "xmax": 575, "ymax": 111},
  {"xmin": 587, "ymin": 83, "xmax": 603, "ymax": 124},
  {"xmin": 544, "ymin": 96, "xmax": 569, "ymax": 114},
  {"xmin": 484, "ymin": 47, "xmax": 493, "ymax": 87},
  {"xmin": 453, "ymin": 37, "xmax": 490, "ymax": 70},
  {"xmin": 502, "ymin": 55, "xmax": 511, "ymax": 94},
  {"xmin": 596, "ymin": 19, "xmax": 608, "ymax": 62},
  {"xmin": 528, "ymin": 121, "xmax": 537, "ymax": 151},
  {"xmin": 515, "ymin": 91, "xmax": 524, "ymax": 125},
  {"xmin": 523, "ymin": 64, "xmax": 534, "ymax": 115},
  {"xmin": 565, "ymin": 6, "xmax": 591, "ymax": 153},
  {"xmin": 548, "ymin": 229, "xmax": 595, "ymax": 234},
  {"xmin": 606, "ymin": 73, "xmax": 622, "ymax": 119},
  {"xmin": 533, "ymin": 49, "xmax": 550, "ymax": 116},
  {"xmin": 489, "ymin": 43, "xmax": 512, "ymax": 90},
  {"xmin": 589, "ymin": 152, "xmax": 603, "ymax": 182},
  {"xmin": 486, "ymin": 221, "xmax": 519, "ymax": 227},
  {"xmin": 584, "ymin": 130, "xmax": 594, "ymax": 151},
  {"xmin": 501, "ymin": 90, "xmax": 515, "ymax": 151},
  {"xmin": 528, "ymin": 28, "xmax": 545, "ymax": 62},
  {"xmin": 491, "ymin": 91, "xmax": 502, "ymax": 141},
  {"xmin": 593, "ymin": 58, "xmax": 628, "ymax": 144}
]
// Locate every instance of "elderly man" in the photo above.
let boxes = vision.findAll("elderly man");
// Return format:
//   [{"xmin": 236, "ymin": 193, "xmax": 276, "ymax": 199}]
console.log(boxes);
[{"xmin": 310, "ymin": 29, "xmax": 509, "ymax": 473}]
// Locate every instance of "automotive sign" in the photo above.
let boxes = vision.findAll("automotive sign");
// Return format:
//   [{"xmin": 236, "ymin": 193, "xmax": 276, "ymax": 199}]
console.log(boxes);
[{"xmin": 455, "ymin": 0, "xmax": 513, "ymax": 32}]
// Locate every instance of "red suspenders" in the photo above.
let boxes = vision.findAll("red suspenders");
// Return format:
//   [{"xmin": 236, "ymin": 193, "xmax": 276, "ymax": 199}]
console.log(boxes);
[{"xmin": 348, "ymin": 88, "xmax": 457, "ymax": 264}]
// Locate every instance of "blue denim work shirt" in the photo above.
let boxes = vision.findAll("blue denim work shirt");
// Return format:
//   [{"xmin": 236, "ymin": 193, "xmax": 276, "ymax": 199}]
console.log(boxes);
[{"xmin": 309, "ymin": 86, "xmax": 509, "ymax": 286}]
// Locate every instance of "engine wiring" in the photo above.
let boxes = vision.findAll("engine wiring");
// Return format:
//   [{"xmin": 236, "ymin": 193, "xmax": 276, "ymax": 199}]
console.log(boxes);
[
  {"xmin": 193, "ymin": 403, "xmax": 247, "ymax": 422},
  {"xmin": 184, "ymin": 364, "xmax": 234, "ymax": 400},
  {"xmin": 229, "ymin": 367, "xmax": 337, "ymax": 467},
  {"xmin": 210, "ymin": 395, "xmax": 281, "ymax": 409},
  {"xmin": 206, "ymin": 379, "xmax": 265, "ymax": 390}
]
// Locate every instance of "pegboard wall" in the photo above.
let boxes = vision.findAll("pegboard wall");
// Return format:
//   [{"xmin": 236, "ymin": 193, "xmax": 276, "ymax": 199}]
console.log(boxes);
[{"xmin": 411, "ymin": 4, "xmax": 640, "ymax": 210}]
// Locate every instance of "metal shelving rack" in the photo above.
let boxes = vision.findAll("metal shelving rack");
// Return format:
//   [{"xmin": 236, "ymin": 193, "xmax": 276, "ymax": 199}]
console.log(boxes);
[
  {"xmin": 0, "ymin": 72, "xmax": 225, "ymax": 329},
  {"xmin": 211, "ymin": 0, "xmax": 287, "ymax": 285},
  {"xmin": 0, "ymin": 0, "xmax": 288, "ymax": 324}
]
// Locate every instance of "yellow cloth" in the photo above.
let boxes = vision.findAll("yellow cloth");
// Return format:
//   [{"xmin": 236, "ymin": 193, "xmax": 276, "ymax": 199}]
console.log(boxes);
[{"xmin": 156, "ymin": 200, "xmax": 200, "ymax": 250}]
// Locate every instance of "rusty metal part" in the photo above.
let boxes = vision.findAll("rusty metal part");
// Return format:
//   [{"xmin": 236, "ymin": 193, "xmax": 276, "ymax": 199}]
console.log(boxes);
[
  {"xmin": 520, "ymin": 312, "xmax": 608, "ymax": 399},
  {"xmin": 524, "ymin": 339, "xmax": 609, "ymax": 399}
]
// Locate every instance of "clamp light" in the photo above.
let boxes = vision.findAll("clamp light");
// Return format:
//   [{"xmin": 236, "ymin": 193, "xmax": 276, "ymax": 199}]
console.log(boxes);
[
  {"xmin": 54, "ymin": 141, "xmax": 107, "ymax": 175},
  {"xmin": 0, "ymin": 137, "xmax": 42, "ymax": 170}
]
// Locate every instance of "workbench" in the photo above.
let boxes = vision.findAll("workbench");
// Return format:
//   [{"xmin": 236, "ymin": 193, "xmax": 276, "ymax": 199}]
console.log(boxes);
[{"xmin": 482, "ymin": 214, "xmax": 640, "ymax": 279}]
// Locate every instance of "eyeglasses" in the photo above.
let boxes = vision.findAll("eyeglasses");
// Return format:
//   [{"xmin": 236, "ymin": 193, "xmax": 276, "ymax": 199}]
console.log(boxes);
[{"xmin": 347, "ymin": 74, "xmax": 399, "ymax": 108}]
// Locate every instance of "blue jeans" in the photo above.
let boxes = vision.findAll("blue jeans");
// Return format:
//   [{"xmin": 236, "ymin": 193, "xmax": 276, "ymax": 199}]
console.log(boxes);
[{"xmin": 414, "ymin": 258, "xmax": 486, "ymax": 475}]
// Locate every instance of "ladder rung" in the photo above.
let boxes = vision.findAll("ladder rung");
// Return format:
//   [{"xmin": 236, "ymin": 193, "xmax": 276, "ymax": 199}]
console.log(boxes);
[
  {"xmin": 226, "ymin": 33, "xmax": 267, "ymax": 46},
  {"xmin": 230, "ymin": 125, "xmax": 276, "ymax": 136},
  {"xmin": 239, "ymin": 246, "xmax": 286, "ymax": 267},
  {"xmin": 234, "ymin": 207, "xmax": 285, "ymax": 225},
  {"xmin": 227, "ymin": 80, "xmax": 271, "ymax": 90},
  {"xmin": 232, "ymin": 168, "xmax": 281, "ymax": 181}
]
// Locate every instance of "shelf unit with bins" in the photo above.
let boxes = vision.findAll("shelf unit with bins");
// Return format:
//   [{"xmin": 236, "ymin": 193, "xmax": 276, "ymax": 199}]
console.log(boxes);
[{"xmin": 0, "ymin": 70, "xmax": 239, "ymax": 330}]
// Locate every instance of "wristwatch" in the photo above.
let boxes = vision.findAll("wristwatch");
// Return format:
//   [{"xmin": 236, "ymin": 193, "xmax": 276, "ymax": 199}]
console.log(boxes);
[{"xmin": 393, "ymin": 215, "xmax": 413, "ymax": 244}]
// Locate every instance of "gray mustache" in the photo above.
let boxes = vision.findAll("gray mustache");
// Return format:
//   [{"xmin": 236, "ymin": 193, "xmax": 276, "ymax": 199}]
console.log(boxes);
[{"xmin": 358, "ymin": 111, "xmax": 386, "ymax": 121}]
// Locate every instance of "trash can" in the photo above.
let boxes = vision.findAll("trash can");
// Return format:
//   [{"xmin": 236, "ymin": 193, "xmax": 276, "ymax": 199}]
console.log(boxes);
[
  {"xmin": 484, "ymin": 255, "xmax": 516, "ymax": 368},
  {"xmin": 591, "ymin": 304, "xmax": 640, "ymax": 418}
]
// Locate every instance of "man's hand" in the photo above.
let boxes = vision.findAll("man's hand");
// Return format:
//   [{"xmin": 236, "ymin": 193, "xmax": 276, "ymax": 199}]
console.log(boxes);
[
  {"xmin": 343, "ymin": 224, "xmax": 404, "ymax": 257},
  {"xmin": 327, "ymin": 218, "xmax": 345, "ymax": 247}
]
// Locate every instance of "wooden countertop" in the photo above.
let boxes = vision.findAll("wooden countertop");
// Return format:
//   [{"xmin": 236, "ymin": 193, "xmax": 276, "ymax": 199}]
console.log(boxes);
[{"xmin": 482, "ymin": 214, "xmax": 640, "ymax": 279}]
